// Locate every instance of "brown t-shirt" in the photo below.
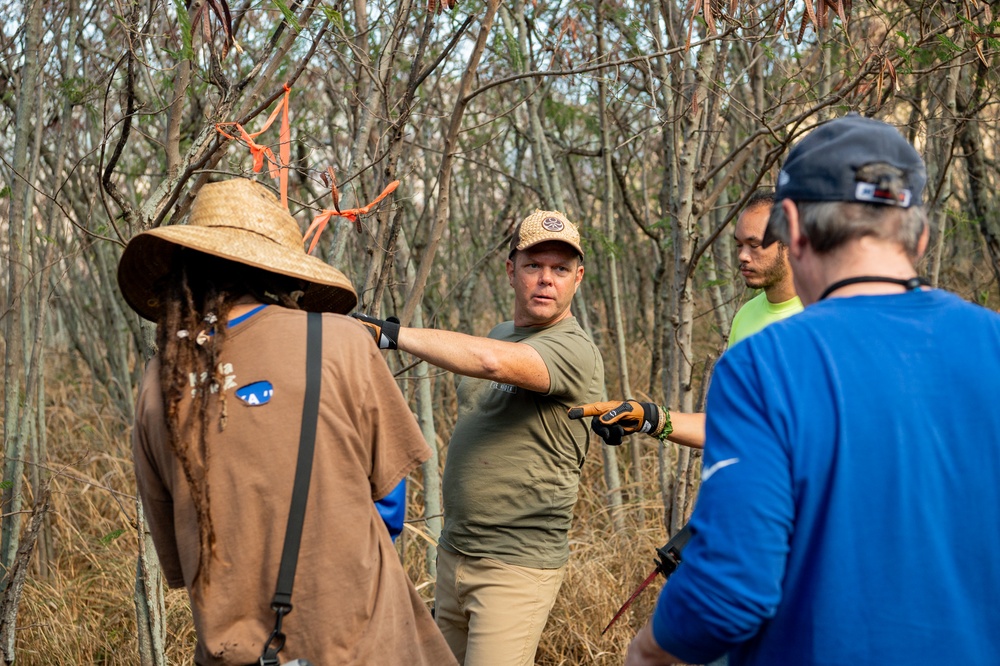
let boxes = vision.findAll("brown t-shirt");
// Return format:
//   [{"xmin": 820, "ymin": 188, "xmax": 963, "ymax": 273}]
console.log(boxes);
[{"xmin": 132, "ymin": 307, "xmax": 456, "ymax": 666}]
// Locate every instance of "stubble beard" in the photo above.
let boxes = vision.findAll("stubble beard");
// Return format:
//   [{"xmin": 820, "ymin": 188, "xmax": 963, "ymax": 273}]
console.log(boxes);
[{"xmin": 743, "ymin": 245, "xmax": 788, "ymax": 291}]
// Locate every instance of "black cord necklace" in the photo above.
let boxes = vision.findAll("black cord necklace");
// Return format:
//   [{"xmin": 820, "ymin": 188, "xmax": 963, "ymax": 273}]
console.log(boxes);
[{"xmin": 818, "ymin": 275, "xmax": 930, "ymax": 301}]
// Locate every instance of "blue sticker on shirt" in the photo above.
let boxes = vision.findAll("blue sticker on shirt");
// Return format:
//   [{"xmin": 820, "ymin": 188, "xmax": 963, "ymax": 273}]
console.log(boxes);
[{"xmin": 236, "ymin": 381, "xmax": 273, "ymax": 406}]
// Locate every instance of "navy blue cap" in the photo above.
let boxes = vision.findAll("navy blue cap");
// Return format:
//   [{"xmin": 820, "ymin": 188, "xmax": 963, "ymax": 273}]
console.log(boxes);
[{"xmin": 774, "ymin": 113, "xmax": 926, "ymax": 208}]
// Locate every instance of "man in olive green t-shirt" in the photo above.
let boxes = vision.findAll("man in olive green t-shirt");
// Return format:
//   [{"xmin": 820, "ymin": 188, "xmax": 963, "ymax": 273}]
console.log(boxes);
[{"xmin": 353, "ymin": 209, "xmax": 604, "ymax": 666}]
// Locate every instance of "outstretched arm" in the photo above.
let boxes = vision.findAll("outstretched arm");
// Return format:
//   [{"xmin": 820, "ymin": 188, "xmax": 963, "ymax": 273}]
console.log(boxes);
[
  {"xmin": 568, "ymin": 400, "xmax": 706, "ymax": 449},
  {"xmin": 352, "ymin": 314, "xmax": 551, "ymax": 393},
  {"xmin": 398, "ymin": 326, "xmax": 550, "ymax": 393}
]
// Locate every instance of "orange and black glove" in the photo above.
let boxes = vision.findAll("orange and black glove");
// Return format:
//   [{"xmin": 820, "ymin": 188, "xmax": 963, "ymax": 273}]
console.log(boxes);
[
  {"xmin": 568, "ymin": 400, "xmax": 669, "ymax": 446},
  {"xmin": 351, "ymin": 313, "xmax": 400, "ymax": 350}
]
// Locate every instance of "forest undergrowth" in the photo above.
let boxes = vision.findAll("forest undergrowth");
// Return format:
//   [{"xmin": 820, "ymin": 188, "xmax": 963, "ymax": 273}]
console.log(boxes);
[
  {"xmin": 8, "ymin": 351, "xmax": 679, "ymax": 665},
  {"xmin": 7, "ymin": 249, "xmax": 996, "ymax": 664}
]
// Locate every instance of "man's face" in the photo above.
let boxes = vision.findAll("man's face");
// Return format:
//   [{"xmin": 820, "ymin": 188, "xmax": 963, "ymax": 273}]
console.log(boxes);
[
  {"xmin": 505, "ymin": 241, "xmax": 584, "ymax": 327},
  {"xmin": 735, "ymin": 204, "xmax": 789, "ymax": 290}
]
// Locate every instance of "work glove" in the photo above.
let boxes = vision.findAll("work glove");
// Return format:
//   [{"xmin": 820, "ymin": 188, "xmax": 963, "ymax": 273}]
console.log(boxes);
[
  {"xmin": 567, "ymin": 400, "xmax": 666, "ymax": 446},
  {"xmin": 351, "ymin": 313, "xmax": 400, "ymax": 350}
]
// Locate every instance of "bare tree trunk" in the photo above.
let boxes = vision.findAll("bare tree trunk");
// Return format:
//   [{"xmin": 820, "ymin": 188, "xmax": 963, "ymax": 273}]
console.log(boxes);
[
  {"xmin": 703, "ymin": 191, "xmax": 733, "ymax": 345},
  {"xmin": 666, "ymin": 39, "xmax": 716, "ymax": 535},
  {"xmin": 414, "ymin": 305, "xmax": 443, "ymax": 578},
  {"xmin": 650, "ymin": 0, "xmax": 681, "ymax": 527},
  {"xmin": 959, "ymin": 115, "xmax": 1000, "ymax": 295},
  {"xmin": 0, "ymin": 483, "xmax": 50, "ymax": 664},
  {"xmin": 135, "ymin": 503, "xmax": 167, "ymax": 666},
  {"xmin": 397, "ymin": 230, "xmax": 443, "ymax": 576},
  {"xmin": 132, "ymin": 317, "xmax": 166, "ymax": 666},
  {"xmin": 710, "ymin": 188, "xmax": 735, "ymax": 341},
  {"xmin": 399, "ymin": 0, "xmax": 501, "ymax": 327},
  {"xmin": 928, "ymin": 63, "xmax": 959, "ymax": 287},
  {"xmin": 597, "ymin": 0, "xmax": 641, "ymax": 523},
  {"xmin": 329, "ymin": 0, "xmax": 416, "ymax": 268},
  {"xmin": 2, "ymin": 0, "xmax": 45, "ymax": 580}
]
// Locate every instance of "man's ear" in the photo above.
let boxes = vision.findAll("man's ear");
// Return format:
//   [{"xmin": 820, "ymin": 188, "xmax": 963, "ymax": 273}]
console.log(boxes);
[
  {"xmin": 506, "ymin": 257, "xmax": 515, "ymax": 285},
  {"xmin": 783, "ymin": 199, "xmax": 808, "ymax": 260}
]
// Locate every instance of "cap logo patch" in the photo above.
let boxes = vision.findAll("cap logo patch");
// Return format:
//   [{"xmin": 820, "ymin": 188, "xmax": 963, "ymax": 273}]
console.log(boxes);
[
  {"xmin": 855, "ymin": 182, "xmax": 911, "ymax": 207},
  {"xmin": 236, "ymin": 380, "xmax": 274, "ymax": 406},
  {"xmin": 541, "ymin": 217, "xmax": 564, "ymax": 232},
  {"xmin": 777, "ymin": 170, "xmax": 790, "ymax": 186}
]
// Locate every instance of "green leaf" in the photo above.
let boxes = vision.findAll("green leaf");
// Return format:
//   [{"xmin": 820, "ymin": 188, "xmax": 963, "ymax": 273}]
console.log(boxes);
[
  {"xmin": 272, "ymin": 0, "xmax": 302, "ymax": 33},
  {"xmin": 502, "ymin": 29, "xmax": 522, "ymax": 71},
  {"xmin": 0, "ymin": 480, "xmax": 12, "ymax": 490},
  {"xmin": 320, "ymin": 5, "xmax": 344, "ymax": 31},
  {"xmin": 0, "ymin": 186, "xmax": 10, "ymax": 199},
  {"xmin": 173, "ymin": 0, "xmax": 196, "ymax": 60},
  {"xmin": 935, "ymin": 34, "xmax": 962, "ymax": 54},
  {"xmin": 99, "ymin": 528, "xmax": 126, "ymax": 546}
]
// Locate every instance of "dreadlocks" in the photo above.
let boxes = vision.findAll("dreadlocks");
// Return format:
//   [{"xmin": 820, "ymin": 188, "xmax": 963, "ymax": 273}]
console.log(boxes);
[{"xmin": 155, "ymin": 249, "xmax": 303, "ymax": 586}]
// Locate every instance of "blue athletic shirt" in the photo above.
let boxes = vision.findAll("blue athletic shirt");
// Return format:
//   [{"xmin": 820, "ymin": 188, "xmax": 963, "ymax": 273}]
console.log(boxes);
[{"xmin": 652, "ymin": 289, "xmax": 1000, "ymax": 665}]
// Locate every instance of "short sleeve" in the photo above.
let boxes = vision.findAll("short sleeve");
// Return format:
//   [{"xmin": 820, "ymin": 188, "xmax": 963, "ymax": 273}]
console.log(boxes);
[
  {"xmin": 354, "ymin": 331, "xmax": 432, "ymax": 501},
  {"xmin": 523, "ymin": 326, "xmax": 602, "ymax": 402}
]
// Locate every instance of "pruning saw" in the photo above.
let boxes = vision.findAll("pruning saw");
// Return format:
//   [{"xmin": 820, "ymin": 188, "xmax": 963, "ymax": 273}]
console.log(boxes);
[{"xmin": 601, "ymin": 523, "xmax": 692, "ymax": 635}]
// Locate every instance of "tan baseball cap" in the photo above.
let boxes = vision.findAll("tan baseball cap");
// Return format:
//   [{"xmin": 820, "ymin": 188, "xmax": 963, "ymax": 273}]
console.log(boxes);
[{"xmin": 508, "ymin": 209, "xmax": 584, "ymax": 259}]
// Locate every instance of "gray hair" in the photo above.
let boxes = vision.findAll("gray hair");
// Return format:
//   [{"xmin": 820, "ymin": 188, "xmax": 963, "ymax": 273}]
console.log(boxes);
[{"xmin": 765, "ymin": 164, "xmax": 927, "ymax": 259}]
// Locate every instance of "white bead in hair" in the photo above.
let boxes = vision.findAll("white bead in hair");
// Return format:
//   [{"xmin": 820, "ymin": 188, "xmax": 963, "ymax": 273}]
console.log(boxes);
[{"xmin": 177, "ymin": 330, "xmax": 190, "ymax": 339}]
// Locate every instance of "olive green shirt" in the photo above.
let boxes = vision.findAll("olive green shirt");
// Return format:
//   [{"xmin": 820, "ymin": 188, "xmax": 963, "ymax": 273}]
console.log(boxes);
[{"xmin": 439, "ymin": 317, "xmax": 604, "ymax": 569}]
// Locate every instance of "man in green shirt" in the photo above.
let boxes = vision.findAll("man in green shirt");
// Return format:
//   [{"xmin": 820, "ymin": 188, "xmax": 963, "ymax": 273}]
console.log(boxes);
[
  {"xmin": 574, "ymin": 190, "xmax": 801, "ymax": 450},
  {"xmin": 354, "ymin": 210, "xmax": 604, "ymax": 666},
  {"xmin": 728, "ymin": 189, "xmax": 803, "ymax": 345}
]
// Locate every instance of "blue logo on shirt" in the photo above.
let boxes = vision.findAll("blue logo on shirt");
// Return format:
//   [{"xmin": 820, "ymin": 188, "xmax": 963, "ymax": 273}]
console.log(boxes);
[{"xmin": 236, "ymin": 381, "xmax": 274, "ymax": 406}]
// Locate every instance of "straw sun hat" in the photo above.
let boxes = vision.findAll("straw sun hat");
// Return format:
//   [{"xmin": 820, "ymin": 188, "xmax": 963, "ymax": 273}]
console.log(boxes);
[{"xmin": 117, "ymin": 178, "xmax": 358, "ymax": 322}]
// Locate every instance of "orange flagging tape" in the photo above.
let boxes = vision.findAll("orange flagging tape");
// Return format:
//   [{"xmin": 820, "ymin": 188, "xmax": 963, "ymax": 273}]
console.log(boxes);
[
  {"xmin": 302, "ymin": 180, "xmax": 400, "ymax": 255},
  {"xmin": 216, "ymin": 84, "xmax": 292, "ymax": 207}
]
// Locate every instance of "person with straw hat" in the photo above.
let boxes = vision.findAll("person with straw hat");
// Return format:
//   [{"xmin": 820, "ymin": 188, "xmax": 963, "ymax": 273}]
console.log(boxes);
[{"xmin": 119, "ymin": 178, "xmax": 456, "ymax": 666}]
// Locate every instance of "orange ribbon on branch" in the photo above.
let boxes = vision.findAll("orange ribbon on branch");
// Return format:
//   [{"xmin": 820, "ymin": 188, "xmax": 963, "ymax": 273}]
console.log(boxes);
[
  {"xmin": 302, "ymin": 180, "xmax": 400, "ymax": 255},
  {"xmin": 216, "ymin": 84, "xmax": 292, "ymax": 207}
]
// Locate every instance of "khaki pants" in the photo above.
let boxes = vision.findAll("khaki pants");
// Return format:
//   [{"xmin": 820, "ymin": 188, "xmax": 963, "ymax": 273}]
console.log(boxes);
[{"xmin": 434, "ymin": 547, "xmax": 566, "ymax": 666}]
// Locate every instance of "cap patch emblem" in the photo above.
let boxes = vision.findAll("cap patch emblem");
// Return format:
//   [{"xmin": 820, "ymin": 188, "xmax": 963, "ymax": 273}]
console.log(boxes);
[
  {"xmin": 236, "ymin": 380, "xmax": 274, "ymax": 406},
  {"xmin": 855, "ymin": 182, "xmax": 911, "ymax": 207},
  {"xmin": 541, "ymin": 217, "xmax": 564, "ymax": 232}
]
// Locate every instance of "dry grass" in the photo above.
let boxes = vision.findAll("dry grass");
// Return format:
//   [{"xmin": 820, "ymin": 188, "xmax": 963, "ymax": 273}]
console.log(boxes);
[
  {"xmin": 9, "ymin": 356, "xmax": 685, "ymax": 664},
  {"xmin": 10, "ymin": 360, "xmax": 197, "ymax": 665}
]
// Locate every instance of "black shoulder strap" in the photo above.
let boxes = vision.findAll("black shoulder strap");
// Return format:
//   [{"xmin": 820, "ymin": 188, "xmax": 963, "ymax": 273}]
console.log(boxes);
[{"xmin": 260, "ymin": 311, "xmax": 322, "ymax": 666}]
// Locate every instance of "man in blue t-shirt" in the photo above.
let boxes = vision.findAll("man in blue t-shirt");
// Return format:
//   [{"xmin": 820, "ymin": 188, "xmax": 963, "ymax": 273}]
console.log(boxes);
[{"xmin": 623, "ymin": 114, "xmax": 1000, "ymax": 665}]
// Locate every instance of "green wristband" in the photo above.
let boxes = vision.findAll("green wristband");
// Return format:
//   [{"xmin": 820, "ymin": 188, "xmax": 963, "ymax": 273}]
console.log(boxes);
[{"xmin": 656, "ymin": 406, "xmax": 673, "ymax": 442}]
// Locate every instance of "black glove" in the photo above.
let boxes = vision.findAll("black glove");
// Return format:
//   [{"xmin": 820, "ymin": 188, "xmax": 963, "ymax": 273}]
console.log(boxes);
[
  {"xmin": 351, "ymin": 313, "xmax": 400, "ymax": 350},
  {"xmin": 568, "ymin": 400, "xmax": 664, "ymax": 446}
]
